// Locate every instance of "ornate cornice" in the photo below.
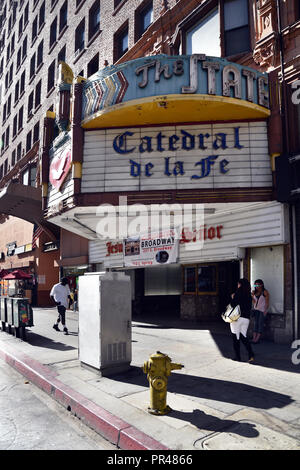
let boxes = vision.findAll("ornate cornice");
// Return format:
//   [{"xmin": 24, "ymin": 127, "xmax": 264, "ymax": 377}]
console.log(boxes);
[{"xmin": 253, "ymin": 32, "xmax": 279, "ymax": 68}]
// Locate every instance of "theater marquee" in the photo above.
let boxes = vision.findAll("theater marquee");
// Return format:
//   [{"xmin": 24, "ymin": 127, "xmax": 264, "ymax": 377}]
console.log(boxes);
[{"xmin": 81, "ymin": 121, "xmax": 271, "ymax": 193}]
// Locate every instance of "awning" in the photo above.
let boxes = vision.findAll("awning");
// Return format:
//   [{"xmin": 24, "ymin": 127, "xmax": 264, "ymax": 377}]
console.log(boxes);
[
  {"xmin": 0, "ymin": 269, "xmax": 10, "ymax": 278},
  {"xmin": 2, "ymin": 269, "xmax": 32, "ymax": 280}
]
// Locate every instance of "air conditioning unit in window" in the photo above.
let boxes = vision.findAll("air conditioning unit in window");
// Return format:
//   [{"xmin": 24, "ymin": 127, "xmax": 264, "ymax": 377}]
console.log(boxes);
[{"xmin": 74, "ymin": 46, "xmax": 84, "ymax": 58}]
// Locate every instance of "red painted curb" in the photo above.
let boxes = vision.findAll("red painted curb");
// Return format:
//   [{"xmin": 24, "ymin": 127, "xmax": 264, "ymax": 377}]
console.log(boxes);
[
  {"xmin": 119, "ymin": 426, "xmax": 169, "ymax": 450},
  {"xmin": 0, "ymin": 342, "xmax": 169, "ymax": 450}
]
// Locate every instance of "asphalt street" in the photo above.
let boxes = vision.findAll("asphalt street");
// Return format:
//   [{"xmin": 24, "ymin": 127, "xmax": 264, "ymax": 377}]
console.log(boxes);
[{"xmin": 0, "ymin": 358, "xmax": 117, "ymax": 450}]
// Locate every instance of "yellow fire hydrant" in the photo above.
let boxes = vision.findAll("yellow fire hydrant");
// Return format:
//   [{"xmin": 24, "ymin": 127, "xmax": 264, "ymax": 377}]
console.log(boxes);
[{"xmin": 143, "ymin": 351, "xmax": 184, "ymax": 415}]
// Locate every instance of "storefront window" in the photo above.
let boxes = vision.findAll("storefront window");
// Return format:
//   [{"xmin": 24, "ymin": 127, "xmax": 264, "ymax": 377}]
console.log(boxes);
[
  {"xmin": 197, "ymin": 265, "xmax": 217, "ymax": 293},
  {"xmin": 145, "ymin": 265, "xmax": 182, "ymax": 296},
  {"xmin": 184, "ymin": 264, "xmax": 217, "ymax": 295},
  {"xmin": 184, "ymin": 266, "xmax": 196, "ymax": 293}
]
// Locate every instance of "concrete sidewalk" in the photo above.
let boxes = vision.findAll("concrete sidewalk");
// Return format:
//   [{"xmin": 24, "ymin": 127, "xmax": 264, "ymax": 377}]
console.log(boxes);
[{"xmin": 0, "ymin": 307, "xmax": 300, "ymax": 450}]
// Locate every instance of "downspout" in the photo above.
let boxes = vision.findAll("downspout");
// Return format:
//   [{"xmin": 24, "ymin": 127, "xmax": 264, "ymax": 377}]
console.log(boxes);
[
  {"xmin": 276, "ymin": 0, "xmax": 298, "ymax": 339},
  {"xmin": 292, "ymin": 205, "xmax": 299, "ymax": 339},
  {"xmin": 276, "ymin": 0, "xmax": 289, "ymax": 155}
]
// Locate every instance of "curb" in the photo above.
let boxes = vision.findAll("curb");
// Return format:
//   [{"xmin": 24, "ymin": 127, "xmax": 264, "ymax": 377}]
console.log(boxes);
[{"xmin": 0, "ymin": 342, "xmax": 169, "ymax": 451}]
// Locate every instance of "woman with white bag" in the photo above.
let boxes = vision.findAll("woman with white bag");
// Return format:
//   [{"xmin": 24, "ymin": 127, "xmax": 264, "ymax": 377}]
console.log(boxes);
[{"xmin": 229, "ymin": 278, "xmax": 254, "ymax": 363}]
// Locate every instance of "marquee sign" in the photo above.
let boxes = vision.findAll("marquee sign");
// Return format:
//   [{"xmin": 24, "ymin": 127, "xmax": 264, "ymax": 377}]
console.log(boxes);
[
  {"xmin": 113, "ymin": 126, "xmax": 243, "ymax": 180},
  {"xmin": 81, "ymin": 121, "xmax": 272, "ymax": 194},
  {"xmin": 82, "ymin": 54, "xmax": 269, "ymax": 126}
]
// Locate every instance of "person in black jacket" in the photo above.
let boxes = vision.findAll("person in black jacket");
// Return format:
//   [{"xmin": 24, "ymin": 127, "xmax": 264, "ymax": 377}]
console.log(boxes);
[{"xmin": 229, "ymin": 278, "xmax": 254, "ymax": 363}]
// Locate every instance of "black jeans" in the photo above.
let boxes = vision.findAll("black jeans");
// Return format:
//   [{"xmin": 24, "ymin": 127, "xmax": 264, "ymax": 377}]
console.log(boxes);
[
  {"xmin": 232, "ymin": 333, "xmax": 254, "ymax": 360},
  {"xmin": 56, "ymin": 305, "xmax": 66, "ymax": 326}
]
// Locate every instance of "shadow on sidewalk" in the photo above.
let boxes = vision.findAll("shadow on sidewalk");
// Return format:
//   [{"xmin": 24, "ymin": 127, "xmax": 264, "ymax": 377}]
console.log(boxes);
[
  {"xmin": 169, "ymin": 408, "xmax": 259, "ymax": 438},
  {"xmin": 110, "ymin": 366, "xmax": 293, "ymax": 411},
  {"xmin": 23, "ymin": 331, "xmax": 76, "ymax": 351},
  {"xmin": 133, "ymin": 314, "xmax": 298, "ymax": 374}
]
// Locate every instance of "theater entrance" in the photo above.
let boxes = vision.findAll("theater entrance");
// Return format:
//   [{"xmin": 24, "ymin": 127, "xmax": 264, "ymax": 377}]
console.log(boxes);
[{"xmin": 132, "ymin": 260, "xmax": 240, "ymax": 322}]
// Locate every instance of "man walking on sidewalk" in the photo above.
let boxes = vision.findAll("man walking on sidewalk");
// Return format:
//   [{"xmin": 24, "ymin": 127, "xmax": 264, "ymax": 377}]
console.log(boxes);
[{"xmin": 50, "ymin": 277, "xmax": 72, "ymax": 335}]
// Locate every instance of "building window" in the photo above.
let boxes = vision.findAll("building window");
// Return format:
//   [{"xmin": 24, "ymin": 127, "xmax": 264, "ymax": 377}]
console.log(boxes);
[
  {"xmin": 9, "ymin": 63, "xmax": 13, "ymax": 85},
  {"xmin": 88, "ymin": 0, "xmax": 100, "ymax": 41},
  {"xmin": 1, "ymin": 133, "xmax": 4, "ymax": 154},
  {"xmin": 87, "ymin": 53, "xmax": 99, "ymax": 77},
  {"xmin": 22, "ymin": 36, "xmax": 27, "ymax": 59},
  {"xmin": 33, "ymin": 121, "xmax": 40, "ymax": 143},
  {"xmin": 39, "ymin": 1, "xmax": 45, "ymax": 29},
  {"xmin": 75, "ymin": 19, "xmax": 85, "ymax": 54},
  {"xmin": 177, "ymin": 0, "xmax": 250, "ymax": 58},
  {"xmin": 22, "ymin": 163, "xmax": 36, "ymax": 186},
  {"xmin": 14, "ymin": 81, "xmax": 19, "ymax": 103},
  {"xmin": 50, "ymin": 17, "xmax": 57, "ymax": 48},
  {"xmin": 30, "ymin": 52, "xmax": 35, "ymax": 78},
  {"xmin": 2, "ymin": 103, "xmax": 6, "ymax": 124},
  {"xmin": 32, "ymin": 15, "xmax": 38, "ymax": 43},
  {"xmin": 11, "ymin": 33, "xmax": 15, "ymax": 54},
  {"xmin": 17, "ymin": 142, "xmax": 22, "ymax": 161},
  {"xmin": 47, "ymin": 60, "xmax": 55, "ymax": 92},
  {"xmin": 35, "ymin": 80, "xmax": 42, "ymax": 108},
  {"xmin": 19, "ymin": 16, "xmax": 23, "ymax": 38},
  {"xmin": 30, "ymin": 165, "xmax": 37, "ymax": 186},
  {"xmin": 22, "ymin": 168, "xmax": 29, "ymax": 185},
  {"xmin": 13, "ymin": 115, "xmax": 18, "ymax": 137},
  {"xmin": 114, "ymin": 0, "xmax": 124, "ymax": 9},
  {"xmin": 6, "ymin": 43, "xmax": 10, "ymax": 64},
  {"xmin": 27, "ymin": 91, "xmax": 34, "ymax": 118},
  {"xmin": 183, "ymin": 264, "xmax": 218, "ymax": 295},
  {"xmin": 24, "ymin": 3, "xmax": 29, "ymax": 25},
  {"xmin": 7, "ymin": 95, "xmax": 11, "ymax": 116},
  {"xmin": 37, "ymin": 40, "xmax": 43, "ymax": 67},
  {"xmin": 186, "ymin": 7, "xmax": 220, "ymax": 56},
  {"xmin": 18, "ymin": 106, "xmax": 23, "ymax": 131},
  {"xmin": 20, "ymin": 70, "xmax": 26, "ymax": 95},
  {"xmin": 5, "ymin": 126, "xmax": 10, "ymax": 148},
  {"xmin": 114, "ymin": 22, "xmax": 128, "ymax": 62},
  {"xmin": 59, "ymin": 1, "xmax": 68, "ymax": 33},
  {"xmin": 58, "ymin": 44, "xmax": 66, "ymax": 63},
  {"xmin": 12, "ymin": 149, "xmax": 16, "ymax": 166},
  {"xmin": 26, "ymin": 130, "xmax": 32, "ymax": 152},
  {"xmin": 17, "ymin": 47, "xmax": 22, "ymax": 69},
  {"xmin": 224, "ymin": 0, "xmax": 250, "ymax": 56},
  {"xmin": 295, "ymin": 0, "xmax": 300, "ymax": 20},
  {"xmin": 135, "ymin": 1, "xmax": 153, "ymax": 41}
]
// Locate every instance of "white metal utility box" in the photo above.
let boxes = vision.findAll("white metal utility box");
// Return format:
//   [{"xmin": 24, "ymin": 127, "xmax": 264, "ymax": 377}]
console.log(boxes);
[{"xmin": 78, "ymin": 271, "xmax": 132, "ymax": 376}]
